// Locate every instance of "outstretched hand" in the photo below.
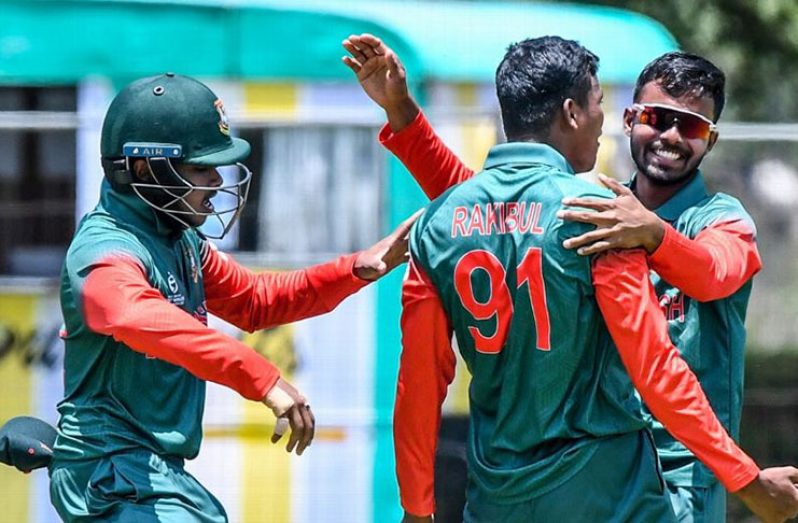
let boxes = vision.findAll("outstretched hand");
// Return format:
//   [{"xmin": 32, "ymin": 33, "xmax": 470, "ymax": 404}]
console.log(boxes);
[
  {"xmin": 735, "ymin": 466, "xmax": 798, "ymax": 523},
  {"xmin": 557, "ymin": 173, "xmax": 665, "ymax": 255},
  {"xmin": 354, "ymin": 209, "xmax": 423, "ymax": 281},
  {"xmin": 262, "ymin": 378, "xmax": 315, "ymax": 456},
  {"xmin": 342, "ymin": 33, "xmax": 419, "ymax": 132}
]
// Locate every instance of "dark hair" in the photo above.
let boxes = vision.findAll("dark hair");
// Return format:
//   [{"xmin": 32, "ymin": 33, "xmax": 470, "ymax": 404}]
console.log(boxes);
[
  {"xmin": 495, "ymin": 36, "xmax": 599, "ymax": 141},
  {"xmin": 634, "ymin": 52, "xmax": 726, "ymax": 121}
]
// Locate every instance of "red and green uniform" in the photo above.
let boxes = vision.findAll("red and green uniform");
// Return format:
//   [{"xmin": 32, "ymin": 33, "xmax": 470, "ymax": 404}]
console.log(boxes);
[
  {"xmin": 51, "ymin": 179, "xmax": 368, "ymax": 521},
  {"xmin": 642, "ymin": 172, "xmax": 760, "ymax": 521},
  {"xmin": 384, "ymin": 112, "xmax": 761, "ymax": 522},
  {"xmin": 396, "ymin": 140, "xmax": 759, "ymax": 520}
]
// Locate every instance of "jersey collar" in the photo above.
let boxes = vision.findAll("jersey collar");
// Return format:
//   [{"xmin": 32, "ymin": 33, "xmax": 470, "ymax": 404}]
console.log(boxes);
[
  {"xmin": 630, "ymin": 170, "xmax": 708, "ymax": 222},
  {"xmin": 99, "ymin": 179, "xmax": 181, "ymax": 239},
  {"xmin": 483, "ymin": 142, "xmax": 574, "ymax": 174}
]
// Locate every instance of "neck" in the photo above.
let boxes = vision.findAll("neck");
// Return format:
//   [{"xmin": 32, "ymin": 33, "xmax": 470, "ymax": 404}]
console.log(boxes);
[{"xmin": 633, "ymin": 171, "xmax": 695, "ymax": 210}]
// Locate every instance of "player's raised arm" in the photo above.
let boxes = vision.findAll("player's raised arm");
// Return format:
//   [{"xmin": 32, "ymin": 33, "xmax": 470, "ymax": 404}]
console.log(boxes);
[
  {"xmin": 592, "ymin": 250, "xmax": 798, "ymax": 522},
  {"xmin": 342, "ymin": 33, "xmax": 419, "ymax": 132},
  {"xmin": 343, "ymin": 33, "xmax": 475, "ymax": 199}
]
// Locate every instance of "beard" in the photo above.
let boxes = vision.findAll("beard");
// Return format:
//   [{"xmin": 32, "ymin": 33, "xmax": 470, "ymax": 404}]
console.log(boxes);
[{"xmin": 632, "ymin": 143, "xmax": 704, "ymax": 188}]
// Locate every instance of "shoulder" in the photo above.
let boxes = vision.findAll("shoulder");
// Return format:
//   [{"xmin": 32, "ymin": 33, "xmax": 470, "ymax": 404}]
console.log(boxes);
[
  {"xmin": 691, "ymin": 192, "xmax": 757, "ymax": 233},
  {"xmin": 550, "ymin": 172, "xmax": 615, "ymax": 201},
  {"xmin": 66, "ymin": 216, "xmax": 150, "ymax": 274},
  {"xmin": 548, "ymin": 173, "xmax": 614, "ymax": 239}
]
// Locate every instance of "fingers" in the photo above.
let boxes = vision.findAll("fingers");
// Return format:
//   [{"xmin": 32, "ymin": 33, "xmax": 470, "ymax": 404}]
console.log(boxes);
[
  {"xmin": 394, "ymin": 209, "xmax": 424, "ymax": 238},
  {"xmin": 562, "ymin": 228, "xmax": 615, "ymax": 252},
  {"xmin": 598, "ymin": 173, "xmax": 633, "ymax": 196},
  {"xmin": 342, "ymin": 39, "xmax": 367, "ymax": 64},
  {"xmin": 572, "ymin": 240, "xmax": 613, "ymax": 256},
  {"xmin": 560, "ymin": 197, "xmax": 615, "ymax": 212},
  {"xmin": 295, "ymin": 404, "xmax": 315, "ymax": 455},
  {"xmin": 285, "ymin": 404, "xmax": 304, "ymax": 454},
  {"xmin": 271, "ymin": 416, "xmax": 289, "ymax": 444},
  {"xmin": 341, "ymin": 56, "xmax": 361, "ymax": 74},
  {"xmin": 349, "ymin": 33, "xmax": 385, "ymax": 56},
  {"xmin": 343, "ymin": 34, "xmax": 383, "ymax": 63},
  {"xmin": 387, "ymin": 52, "xmax": 402, "ymax": 76},
  {"xmin": 557, "ymin": 209, "xmax": 614, "ymax": 227},
  {"xmin": 284, "ymin": 403, "xmax": 316, "ymax": 456},
  {"xmin": 357, "ymin": 33, "xmax": 385, "ymax": 52}
]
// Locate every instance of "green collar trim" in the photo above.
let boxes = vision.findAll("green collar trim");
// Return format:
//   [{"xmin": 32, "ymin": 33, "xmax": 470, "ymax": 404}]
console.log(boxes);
[
  {"xmin": 483, "ymin": 142, "xmax": 574, "ymax": 174},
  {"xmin": 99, "ymin": 179, "xmax": 181, "ymax": 239},
  {"xmin": 630, "ymin": 171, "xmax": 708, "ymax": 222}
]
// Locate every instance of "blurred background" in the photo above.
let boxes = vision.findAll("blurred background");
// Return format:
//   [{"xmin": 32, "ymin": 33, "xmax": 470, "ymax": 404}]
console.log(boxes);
[{"xmin": 1, "ymin": 1, "xmax": 796, "ymax": 521}]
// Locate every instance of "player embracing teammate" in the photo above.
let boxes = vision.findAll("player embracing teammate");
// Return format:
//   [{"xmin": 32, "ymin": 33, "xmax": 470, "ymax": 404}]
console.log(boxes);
[{"xmin": 344, "ymin": 33, "xmax": 798, "ymax": 523}]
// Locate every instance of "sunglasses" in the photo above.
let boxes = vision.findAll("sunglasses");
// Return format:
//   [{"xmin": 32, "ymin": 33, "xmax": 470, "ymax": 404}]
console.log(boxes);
[{"xmin": 631, "ymin": 103, "xmax": 717, "ymax": 141}]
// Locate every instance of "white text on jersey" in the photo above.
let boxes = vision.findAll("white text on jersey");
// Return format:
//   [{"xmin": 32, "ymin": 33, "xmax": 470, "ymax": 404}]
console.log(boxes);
[{"xmin": 451, "ymin": 202, "xmax": 545, "ymax": 238}]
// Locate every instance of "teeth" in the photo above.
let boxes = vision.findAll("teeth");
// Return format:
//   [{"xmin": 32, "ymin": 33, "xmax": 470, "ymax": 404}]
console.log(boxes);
[{"xmin": 653, "ymin": 147, "xmax": 682, "ymax": 161}]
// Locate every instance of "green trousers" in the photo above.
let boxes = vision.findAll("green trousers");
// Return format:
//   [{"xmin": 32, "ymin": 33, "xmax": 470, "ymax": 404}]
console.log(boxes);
[{"xmin": 49, "ymin": 449, "xmax": 227, "ymax": 522}]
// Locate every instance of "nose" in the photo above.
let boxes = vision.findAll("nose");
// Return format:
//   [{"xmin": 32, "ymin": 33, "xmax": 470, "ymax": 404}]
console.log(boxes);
[
  {"xmin": 659, "ymin": 123, "xmax": 684, "ymax": 144},
  {"xmin": 209, "ymin": 168, "xmax": 223, "ymax": 187}
]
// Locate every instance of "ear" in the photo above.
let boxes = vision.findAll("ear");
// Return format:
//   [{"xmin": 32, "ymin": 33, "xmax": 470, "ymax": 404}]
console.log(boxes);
[
  {"xmin": 131, "ymin": 159, "xmax": 152, "ymax": 182},
  {"xmin": 622, "ymin": 107, "xmax": 635, "ymax": 137},
  {"xmin": 561, "ymin": 98, "xmax": 580, "ymax": 131},
  {"xmin": 706, "ymin": 130, "xmax": 719, "ymax": 152}
]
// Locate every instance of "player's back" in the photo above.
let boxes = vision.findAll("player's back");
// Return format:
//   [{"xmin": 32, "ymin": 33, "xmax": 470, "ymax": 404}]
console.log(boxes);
[{"xmin": 410, "ymin": 143, "xmax": 647, "ymax": 501}]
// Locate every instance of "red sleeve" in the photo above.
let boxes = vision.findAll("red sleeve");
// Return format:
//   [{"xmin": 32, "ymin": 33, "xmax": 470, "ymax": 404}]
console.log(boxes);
[
  {"xmin": 394, "ymin": 260, "xmax": 456, "ymax": 516},
  {"xmin": 379, "ymin": 111, "xmax": 476, "ymax": 199},
  {"xmin": 648, "ymin": 220, "xmax": 761, "ymax": 302},
  {"xmin": 82, "ymin": 255, "xmax": 280, "ymax": 401},
  {"xmin": 201, "ymin": 243, "xmax": 369, "ymax": 332},
  {"xmin": 592, "ymin": 250, "xmax": 759, "ymax": 492}
]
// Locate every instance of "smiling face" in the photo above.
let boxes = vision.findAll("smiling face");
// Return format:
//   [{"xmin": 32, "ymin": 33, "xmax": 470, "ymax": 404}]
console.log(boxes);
[{"xmin": 626, "ymin": 81, "xmax": 717, "ymax": 186}]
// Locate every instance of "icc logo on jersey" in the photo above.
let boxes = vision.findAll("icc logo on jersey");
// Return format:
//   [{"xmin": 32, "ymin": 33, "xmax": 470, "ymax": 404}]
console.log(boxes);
[{"xmin": 166, "ymin": 273, "xmax": 186, "ymax": 305}]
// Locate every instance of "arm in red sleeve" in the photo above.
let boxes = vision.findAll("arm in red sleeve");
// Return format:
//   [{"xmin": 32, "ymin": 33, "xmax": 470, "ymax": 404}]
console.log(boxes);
[
  {"xmin": 394, "ymin": 260, "xmax": 456, "ymax": 516},
  {"xmin": 648, "ymin": 219, "xmax": 762, "ymax": 301},
  {"xmin": 82, "ymin": 255, "xmax": 280, "ymax": 401},
  {"xmin": 379, "ymin": 111, "xmax": 476, "ymax": 199},
  {"xmin": 592, "ymin": 250, "xmax": 759, "ymax": 492},
  {"xmin": 201, "ymin": 243, "xmax": 368, "ymax": 332}
]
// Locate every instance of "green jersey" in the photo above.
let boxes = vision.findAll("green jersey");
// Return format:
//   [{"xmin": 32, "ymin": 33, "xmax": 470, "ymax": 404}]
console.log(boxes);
[
  {"xmin": 57, "ymin": 180, "xmax": 210, "ymax": 462},
  {"xmin": 407, "ymin": 143, "xmax": 644, "ymax": 502},
  {"xmin": 641, "ymin": 172, "xmax": 759, "ymax": 488}
]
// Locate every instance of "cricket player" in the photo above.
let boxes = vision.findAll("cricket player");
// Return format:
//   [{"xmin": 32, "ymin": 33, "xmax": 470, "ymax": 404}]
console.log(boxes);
[
  {"xmin": 344, "ymin": 35, "xmax": 798, "ymax": 523},
  {"xmin": 344, "ymin": 33, "xmax": 771, "ymax": 523},
  {"xmin": 49, "ymin": 73, "xmax": 415, "ymax": 522}
]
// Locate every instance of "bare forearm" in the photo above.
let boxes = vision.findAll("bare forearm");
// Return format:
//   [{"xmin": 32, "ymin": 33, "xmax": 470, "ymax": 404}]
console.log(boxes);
[{"xmin": 386, "ymin": 96, "xmax": 421, "ymax": 133}]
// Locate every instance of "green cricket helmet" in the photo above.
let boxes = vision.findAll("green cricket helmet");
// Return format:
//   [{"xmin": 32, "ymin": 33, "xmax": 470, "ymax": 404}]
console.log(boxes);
[
  {"xmin": 0, "ymin": 416, "xmax": 57, "ymax": 472},
  {"xmin": 101, "ymin": 73, "xmax": 252, "ymax": 239}
]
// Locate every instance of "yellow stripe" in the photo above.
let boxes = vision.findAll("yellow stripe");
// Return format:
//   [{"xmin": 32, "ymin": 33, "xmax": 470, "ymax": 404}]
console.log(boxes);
[
  {"xmin": 243, "ymin": 83, "xmax": 298, "ymax": 117},
  {"xmin": 240, "ymin": 326, "xmax": 296, "ymax": 523},
  {"xmin": 0, "ymin": 295, "xmax": 36, "ymax": 523},
  {"xmin": 455, "ymin": 83, "xmax": 496, "ymax": 170},
  {"xmin": 205, "ymin": 424, "xmax": 347, "ymax": 442}
]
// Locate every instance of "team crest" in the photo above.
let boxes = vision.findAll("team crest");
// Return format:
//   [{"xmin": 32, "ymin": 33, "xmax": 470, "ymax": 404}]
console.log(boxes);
[{"xmin": 214, "ymin": 99, "xmax": 230, "ymax": 136}]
